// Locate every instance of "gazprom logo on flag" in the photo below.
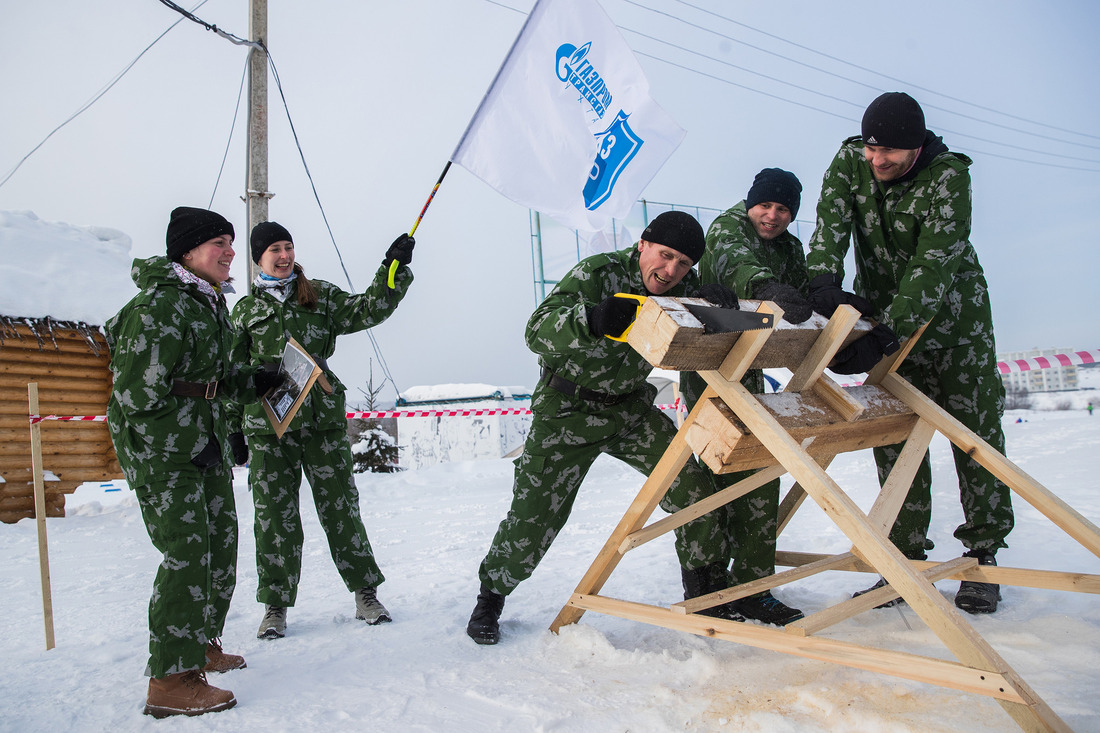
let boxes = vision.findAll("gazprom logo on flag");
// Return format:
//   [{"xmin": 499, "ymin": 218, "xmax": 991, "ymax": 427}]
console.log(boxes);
[
  {"xmin": 555, "ymin": 41, "xmax": 613, "ymax": 119},
  {"xmin": 584, "ymin": 111, "xmax": 642, "ymax": 210},
  {"xmin": 555, "ymin": 41, "xmax": 644, "ymax": 211}
]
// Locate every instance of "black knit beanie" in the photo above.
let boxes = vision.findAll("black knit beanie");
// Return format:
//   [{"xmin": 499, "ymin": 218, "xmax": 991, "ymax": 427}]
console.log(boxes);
[
  {"xmin": 861, "ymin": 92, "xmax": 926, "ymax": 149},
  {"xmin": 250, "ymin": 221, "xmax": 293, "ymax": 263},
  {"xmin": 165, "ymin": 207, "xmax": 235, "ymax": 261},
  {"xmin": 745, "ymin": 168, "xmax": 802, "ymax": 218},
  {"xmin": 640, "ymin": 211, "xmax": 705, "ymax": 264}
]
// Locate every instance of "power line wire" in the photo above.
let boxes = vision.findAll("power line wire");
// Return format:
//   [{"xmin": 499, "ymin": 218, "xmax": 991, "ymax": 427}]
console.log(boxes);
[
  {"xmin": 0, "ymin": 1, "xmax": 213, "ymax": 191},
  {"xmin": 208, "ymin": 54, "xmax": 250, "ymax": 208},
  {"xmin": 624, "ymin": 28, "xmax": 1100, "ymax": 167},
  {"xmin": 667, "ymin": 0, "xmax": 1100, "ymax": 143},
  {"xmin": 265, "ymin": 48, "xmax": 400, "ymax": 394},
  {"xmin": 623, "ymin": 0, "xmax": 1100, "ymax": 154}
]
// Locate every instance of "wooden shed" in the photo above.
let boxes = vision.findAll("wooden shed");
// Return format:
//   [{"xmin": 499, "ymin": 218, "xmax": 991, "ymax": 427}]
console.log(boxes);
[{"xmin": 0, "ymin": 316, "xmax": 121, "ymax": 523}]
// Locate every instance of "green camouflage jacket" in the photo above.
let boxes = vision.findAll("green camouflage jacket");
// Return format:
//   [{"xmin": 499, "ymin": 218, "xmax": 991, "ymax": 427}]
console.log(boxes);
[
  {"xmin": 700, "ymin": 200, "xmax": 809, "ymax": 299},
  {"xmin": 806, "ymin": 135, "xmax": 992, "ymax": 348},
  {"xmin": 106, "ymin": 256, "xmax": 255, "ymax": 485},
  {"xmin": 528, "ymin": 246, "xmax": 699, "ymax": 396},
  {"xmin": 229, "ymin": 260, "xmax": 412, "ymax": 436}
]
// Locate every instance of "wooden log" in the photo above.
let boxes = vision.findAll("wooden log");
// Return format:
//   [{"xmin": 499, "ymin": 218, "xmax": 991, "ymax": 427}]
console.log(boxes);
[
  {"xmin": 626, "ymin": 296, "xmax": 871, "ymax": 372},
  {"xmin": 0, "ymin": 374, "xmax": 109, "ymax": 391},
  {"xmin": 565, "ymin": 594, "xmax": 1026, "ymax": 704},
  {"xmin": 686, "ymin": 386, "xmax": 917, "ymax": 474},
  {"xmin": 0, "ymin": 440, "xmax": 115, "ymax": 456}
]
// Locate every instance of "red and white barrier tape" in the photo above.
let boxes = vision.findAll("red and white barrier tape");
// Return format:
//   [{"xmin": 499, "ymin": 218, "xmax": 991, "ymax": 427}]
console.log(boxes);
[
  {"xmin": 30, "ymin": 403, "xmax": 686, "ymax": 423},
  {"xmin": 27, "ymin": 347, "xmax": 1097, "ymax": 425},
  {"xmin": 29, "ymin": 415, "xmax": 109, "ymax": 424},
  {"xmin": 996, "ymin": 349, "xmax": 1099, "ymax": 375}
]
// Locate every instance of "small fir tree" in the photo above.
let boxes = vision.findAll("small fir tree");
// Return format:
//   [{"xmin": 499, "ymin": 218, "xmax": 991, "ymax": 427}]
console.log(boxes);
[{"xmin": 347, "ymin": 361, "xmax": 401, "ymax": 473}]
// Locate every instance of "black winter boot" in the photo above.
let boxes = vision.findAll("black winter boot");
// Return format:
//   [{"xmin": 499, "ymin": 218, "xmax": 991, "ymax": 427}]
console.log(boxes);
[
  {"xmin": 466, "ymin": 583, "xmax": 506, "ymax": 645},
  {"xmin": 732, "ymin": 591, "xmax": 804, "ymax": 626},
  {"xmin": 681, "ymin": 563, "xmax": 743, "ymax": 621},
  {"xmin": 955, "ymin": 549, "xmax": 1001, "ymax": 614}
]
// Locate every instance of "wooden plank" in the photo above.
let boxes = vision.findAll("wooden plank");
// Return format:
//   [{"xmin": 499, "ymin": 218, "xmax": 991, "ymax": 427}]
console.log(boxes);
[
  {"xmin": 624, "ymin": 296, "xmax": 870, "ymax": 372},
  {"xmin": 699, "ymin": 376, "xmax": 1067, "ymax": 732},
  {"xmin": 864, "ymin": 417, "xmax": 937, "ymax": 536},
  {"xmin": 619, "ymin": 465, "xmax": 787, "ymax": 553},
  {"xmin": 672, "ymin": 552, "xmax": 857, "ymax": 615},
  {"xmin": 811, "ymin": 375, "xmax": 864, "ymax": 422},
  {"xmin": 0, "ymin": 440, "xmax": 115, "ymax": 456},
  {"xmin": 883, "ymin": 373, "xmax": 1100, "ymax": 559},
  {"xmin": 785, "ymin": 304, "xmax": 861, "ymax": 392},
  {"xmin": 864, "ymin": 322, "xmax": 930, "ymax": 386},
  {"xmin": 550, "ymin": 392, "xmax": 713, "ymax": 633},
  {"xmin": 686, "ymin": 386, "xmax": 916, "ymax": 475},
  {"xmin": 787, "ymin": 557, "xmax": 978, "ymax": 637},
  {"xmin": 776, "ymin": 454, "xmax": 837, "ymax": 537},
  {"xmin": 0, "ymin": 375, "xmax": 110, "ymax": 392},
  {"xmin": 28, "ymin": 384, "xmax": 56, "ymax": 650},
  {"xmin": 565, "ymin": 594, "xmax": 1028, "ymax": 704},
  {"xmin": 774, "ymin": 551, "xmax": 1100, "ymax": 594}
]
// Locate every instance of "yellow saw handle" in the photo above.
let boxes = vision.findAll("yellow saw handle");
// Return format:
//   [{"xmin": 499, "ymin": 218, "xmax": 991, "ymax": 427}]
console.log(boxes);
[{"xmin": 606, "ymin": 293, "xmax": 648, "ymax": 342}]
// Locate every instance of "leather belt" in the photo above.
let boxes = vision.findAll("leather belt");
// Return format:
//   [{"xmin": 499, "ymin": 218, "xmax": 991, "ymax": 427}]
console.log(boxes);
[
  {"xmin": 170, "ymin": 379, "xmax": 219, "ymax": 399},
  {"xmin": 541, "ymin": 368, "xmax": 628, "ymax": 405}
]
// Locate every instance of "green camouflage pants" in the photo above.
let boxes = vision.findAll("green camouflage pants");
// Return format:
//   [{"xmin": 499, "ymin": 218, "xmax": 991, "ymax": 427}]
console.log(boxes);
[
  {"xmin": 478, "ymin": 385, "xmax": 729, "ymax": 596},
  {"xmin": 875, "ymin": 343, "xmax": 1014, "ymax": 557},
  {"xmin": 249, "ymin": 427, "xmax": 384, "ymax": 606},
  {"xmin": 681, "ymin": 370, "xmax": 779, "ymax": 583},
  {"xmin": 134, "ymin": 464, "xmax": 237, "ymax": 678}
]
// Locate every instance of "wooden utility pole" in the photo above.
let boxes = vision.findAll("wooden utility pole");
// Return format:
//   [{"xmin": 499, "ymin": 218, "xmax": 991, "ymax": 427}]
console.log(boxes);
[{"xmin": 246, "ymin": 0, "xmax": 270, "ymax": 290}]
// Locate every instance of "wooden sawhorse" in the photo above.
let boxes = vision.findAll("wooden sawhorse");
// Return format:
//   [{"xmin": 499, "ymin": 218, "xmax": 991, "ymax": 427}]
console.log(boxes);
[{"xmin": 550, "ymin": 297, "xmax": 1100, "ymax": 732}]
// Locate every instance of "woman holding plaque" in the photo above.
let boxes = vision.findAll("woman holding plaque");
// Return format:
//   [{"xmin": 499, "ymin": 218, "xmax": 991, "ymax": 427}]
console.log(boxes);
[{"xmin": 229, "ymin": 221, "xmax": 415, "ymax": 640}]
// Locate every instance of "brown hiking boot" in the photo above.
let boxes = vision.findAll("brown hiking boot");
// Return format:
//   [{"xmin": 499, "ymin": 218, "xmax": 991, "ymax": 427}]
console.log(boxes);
[
  {"xmin": 204, "ymin": 638, "xmax": 246, "ymax": 673},
  {"xmin": 143, "ymin": 670, "xmax": 236, "ymax": 718}
]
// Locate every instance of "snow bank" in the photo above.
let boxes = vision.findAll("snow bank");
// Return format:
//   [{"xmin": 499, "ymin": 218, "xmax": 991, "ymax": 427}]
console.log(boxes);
[{"xmin": 0, "ymin": 210, "xmax": 134, "ymax": 325}]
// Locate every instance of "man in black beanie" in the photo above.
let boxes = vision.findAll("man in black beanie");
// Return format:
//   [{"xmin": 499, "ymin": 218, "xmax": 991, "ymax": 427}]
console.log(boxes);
[
  {"xmin": 806, "ymin": 91, "xmax": 1012, "ymax": 614},
  {"xmin": 465, "ymin": 210, "xmax": 743, "ymax": 645},
  {"xmin": 677, "ymin": 166, "xmax": 813, "ymax": 626}
]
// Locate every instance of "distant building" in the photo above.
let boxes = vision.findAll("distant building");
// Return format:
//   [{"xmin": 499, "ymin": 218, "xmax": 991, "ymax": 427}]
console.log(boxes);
[
  {"xmin": 998, "ymin": 348, "xmax": 1079, "ymax": 393},
  {"xmin": 395, "ymin": 384, "xmax": 533, "ymax": 470}
]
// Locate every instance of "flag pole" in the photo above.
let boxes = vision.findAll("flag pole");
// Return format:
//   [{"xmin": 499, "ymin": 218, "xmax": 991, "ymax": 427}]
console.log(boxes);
[
  {"xmin": 388, "ymin": 0, "xmax": 544, "ymax": 288},
  {"xmin": 387, "ymin": 160, "xmax": 452, "ymax": 289}
]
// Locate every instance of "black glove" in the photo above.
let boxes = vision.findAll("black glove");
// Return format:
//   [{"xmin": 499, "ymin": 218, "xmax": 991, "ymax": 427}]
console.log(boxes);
[
  {"xmin": 385, "ymin": 233, "xmax": 416, "ymax": 266},
  {"xmin": 807, "ymin": 273, "xmax": 876, "ymax": 318},
  {"xmin": 753, "ymin": 281, "xmax": 812, "ymax": 324},
  {"xmin": 228, "ymin": 432, "xmax": 249, "ymax": 466},
  {"xmin": 691, "ymin": 283, "xmax": 740, "ymax": 310},
  {"xmin": 830, "ymin": 323, "xmax": 901, "ymax": 374},
  {"xmin": 255, "ymin": 363, "xmax": 285, "ymax": 397},
  {"xmin": 588, "ymin": 295, "xmax": 640, "ymax": 338}
]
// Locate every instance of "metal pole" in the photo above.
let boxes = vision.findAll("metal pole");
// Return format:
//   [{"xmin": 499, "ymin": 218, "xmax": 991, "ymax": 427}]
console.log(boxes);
[{"xmin": 246, "ymin": 0, "xmax": 270, "ymax": 292}]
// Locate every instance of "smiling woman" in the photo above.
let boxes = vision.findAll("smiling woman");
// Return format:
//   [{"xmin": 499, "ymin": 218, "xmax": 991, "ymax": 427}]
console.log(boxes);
[{"xmin": 104, "ymin": 205, "xmax": 269, "ymax": 718}]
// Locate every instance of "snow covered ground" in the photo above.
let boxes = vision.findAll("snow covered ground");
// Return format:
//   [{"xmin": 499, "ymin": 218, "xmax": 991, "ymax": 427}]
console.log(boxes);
[{"xmin": 4, "ymin": 393, "xmax": 1099, "ymax": 732}]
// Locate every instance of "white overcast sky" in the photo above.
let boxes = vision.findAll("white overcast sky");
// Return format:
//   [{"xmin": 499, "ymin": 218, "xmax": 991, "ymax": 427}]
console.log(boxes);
[{"xmin": 2, "ymin": 0, "xmax": 1098, "ymax": 403}]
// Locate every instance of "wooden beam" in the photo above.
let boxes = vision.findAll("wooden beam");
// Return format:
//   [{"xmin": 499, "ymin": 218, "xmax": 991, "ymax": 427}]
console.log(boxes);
[
  {"xmin": 882, "ymin": 373, "xmax": 1100, "ymax": 559},
  {"xmin": 785, "ymin": 304, "xmax": 861, "ymax": 393},
  {"xmin": 550, "ymin": 390, "xmax": 717, "ymax": 632},
  {"xmin": 697, "ymin": 376, "xmax": 1067, "ymax": 732},
  {"xmin": 672, "ymin": 552, "xmax": 857, "ymax": 615},
  {"xmin": 564, "ymin": 594, "xmax": 1028, "ymax": 704},
  {"xmin": 787, "ymin": 557, "xmax": 978, "ymax": 637},
  {"xmin": 619, "ymin": 465, "xmax": 786, "ymax": 554}
]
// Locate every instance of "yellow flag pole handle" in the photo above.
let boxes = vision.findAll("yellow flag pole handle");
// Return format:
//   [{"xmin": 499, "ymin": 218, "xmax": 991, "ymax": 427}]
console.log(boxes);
[{"xmin": 389, "ymin": 161, "xmax": 452, "ymax": 289}]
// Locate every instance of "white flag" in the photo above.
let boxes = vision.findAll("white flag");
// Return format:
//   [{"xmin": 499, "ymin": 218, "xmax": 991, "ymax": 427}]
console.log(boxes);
[{"xmin": 451, "ymin": 0, "xmax": 685, "ymax": 232}]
